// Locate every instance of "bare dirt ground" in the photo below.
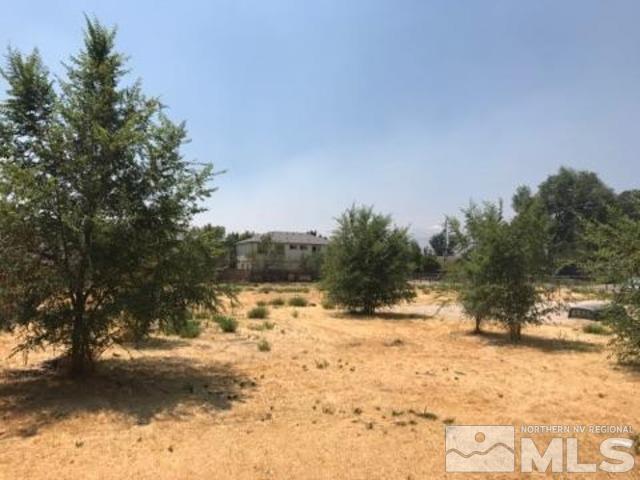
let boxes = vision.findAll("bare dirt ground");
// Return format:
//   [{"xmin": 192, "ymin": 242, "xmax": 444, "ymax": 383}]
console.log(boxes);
[{"xmin": 0, "ymin": 285, "xmax": 638, "ymax": 479}]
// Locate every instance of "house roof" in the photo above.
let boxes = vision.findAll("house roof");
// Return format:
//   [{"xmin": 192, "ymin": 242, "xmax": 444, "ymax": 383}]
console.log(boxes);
[{"xmin": 237, "ymin": 231, "xmax": 329, "ymax": 246}]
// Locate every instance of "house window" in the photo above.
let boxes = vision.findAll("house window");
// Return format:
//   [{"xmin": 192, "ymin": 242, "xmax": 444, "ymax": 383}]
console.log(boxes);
[
  {"xmin": 312, "ymin": 246, "xmax": 317, "ymax": 252},
  {"xmin": 300, "ymin": 245, "xmax": 308, "ymax": 251},
  {"xmin": 289, "ymin": 244, "xmax": 297, "ymax": 250}
]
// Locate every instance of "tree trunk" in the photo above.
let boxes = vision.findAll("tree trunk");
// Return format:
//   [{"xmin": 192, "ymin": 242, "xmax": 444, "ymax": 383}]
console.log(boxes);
[
  {"xmin": 509, "ymin": 322, "xmax": 522, "ymax": 342},
  {"xmin": 474, "ymin": 316, "xmax": 482, "ymax": 334},
  {"xmin": 70, "ymin": 296, "xmax": 91, "ymax": 376},
  {"xmin": 70, "ymin": 225, "xmax": 93, "ymax": 377},
  {"xmin": 70, "ymin": 313, "xmax": 86, "ymax": 376}
]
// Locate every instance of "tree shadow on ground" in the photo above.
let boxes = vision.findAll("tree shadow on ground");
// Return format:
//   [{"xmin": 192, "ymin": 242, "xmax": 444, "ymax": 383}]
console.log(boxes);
[
  {"xmin": 613, "ymin": 362, "xmax": 640, "ymax": 379},
  {"xmin": 473, "ymin": 330, "xmax": 602, "ymax": 353},
  {"xmin": 332, "ymin": 311, "xmax": 436, "ymax": 321},
  {"xmin": 120, "ymin": 336, "xmax": 191, "ymax": 351},
  {"xmin": 0, "ymin": 356, "xmax": 255, "ymax": 439}
]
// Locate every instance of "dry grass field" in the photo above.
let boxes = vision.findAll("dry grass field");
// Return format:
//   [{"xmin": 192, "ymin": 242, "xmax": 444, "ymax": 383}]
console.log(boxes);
[{"xmin": 0, "ymin": 284, "xmax": 638, "ymax": 479}]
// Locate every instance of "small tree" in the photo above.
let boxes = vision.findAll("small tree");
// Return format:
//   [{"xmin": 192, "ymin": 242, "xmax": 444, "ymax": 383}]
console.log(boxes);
[
  {"xmin": 0, "ymin": 19, "xmax": 228, "ymax": 375},
  {"xmin": 456, "ymin": 201, "xmax": 551, "ymax": 340},
  {"xmin": 322, "ymin": 205, "xmax": 416, "ymax": 314},
  {"xmin": 455, "ymin": 204, "xmax": 502, "ymax": 334}
]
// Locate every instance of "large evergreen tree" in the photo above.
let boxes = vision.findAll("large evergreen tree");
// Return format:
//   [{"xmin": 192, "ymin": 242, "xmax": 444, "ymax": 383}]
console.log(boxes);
[
  {"xmin": 322, "ymin": 205, "xmax": 416, "ymax": 314},
  {"xmin": 0, "ymin": 19, "xmax": 226, "ymax": 375}
]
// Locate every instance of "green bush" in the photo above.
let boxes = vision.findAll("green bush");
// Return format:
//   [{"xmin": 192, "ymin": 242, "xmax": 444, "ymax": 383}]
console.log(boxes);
[
  {"xmin": 214, "ymin": 315, "xmax": 238, "ymax": 333},
  {"xmin": 321, "ymin": 298, "xmax": 336, "ymax": 309},
  {"xmin": 288, "ymin": 296, "xmax": 309, "ymax": 307},
  {"xmin": 269, "ymin": 297, "xmax": 285, "ymax": 307},
  {"xmin": 582, "ymin": 322, "xmax": 610, "ymax": 335},
  {"xmin": 248, "ymin": 306, "xmax": 269, "ymax": 319},
  {"xmin": 257, "ymin": 338, "xmax": 271, "ymax": 352},
  {"xmin": 177, "ymin": 318, "xmax": 202, "ymax": 339},
  {"xmin": 164, "ymin": 312, "xmax": 223, "ymax": 339},
  {"xmin": 292, "ymin": 310, "xmax": 299, "ymax": 319},
  {"xmin": 602, "ymin": 304, "xmax": 640, "ymax": 363},
  {"xmin": 256, "ymin": 300, "xmax": 267, "ymax": 307}
]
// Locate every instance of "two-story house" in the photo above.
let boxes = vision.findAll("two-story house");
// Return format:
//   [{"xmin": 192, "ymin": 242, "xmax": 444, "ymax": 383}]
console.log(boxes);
[{"xmin": 236, "ymin": 231, "xmax": 329, "ymax": 271}]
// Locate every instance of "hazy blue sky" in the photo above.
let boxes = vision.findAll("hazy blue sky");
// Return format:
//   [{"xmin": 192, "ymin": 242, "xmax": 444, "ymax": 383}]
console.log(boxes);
[{"xmin": 2, "ymin": 1, "xmax": 640, "ymax": 242}]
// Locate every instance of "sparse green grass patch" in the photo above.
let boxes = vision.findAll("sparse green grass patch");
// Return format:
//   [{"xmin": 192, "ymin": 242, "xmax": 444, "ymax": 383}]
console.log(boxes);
[
  {"xmin": 257, "ymin": 338, "xmax": 271, "ymax": 352},
  {"xmin": 176, "ymin": 318, "xmax": 202, "ymax": 339},
  {"xmin": 583, "ymin": 322, "xmax": 611, "ymax": 335},
  {"xmin": 214, "ymin": 315, "xmax": 238, "ymax": 333},
  {"xmin": 409, "ymin": 409, "xmax": 438, "ymax": 421},
  {"xmin": 315, "ymin": 359, "xmax": 329, "ymax": 369},
  {"xmin": 248, "ymin": 321, "xmax": 276, "ymax": 331},
  {"xmin": 321, "ymin": 298, "xmax": 336, "ymax": 309},
  {"xmin": 288, "ymin": 296, "xmax": 309, "ymax": 307},
  {"xmin": 248, "ymin": 306, "xmax": 269, "ymax": 319},
  {"xmin": 269, "ymin": 297, "xmax": 285, "ymax": 307}
]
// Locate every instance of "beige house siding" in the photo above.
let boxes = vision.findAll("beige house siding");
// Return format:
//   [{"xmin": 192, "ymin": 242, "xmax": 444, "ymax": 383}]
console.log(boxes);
[
  {"xmin": 236, "ymin": 242, "xmax": 257, "ymax": 270},
  {"xmin": 236, "ymin": 232, "xmax": 328, "ymax": 271}
]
